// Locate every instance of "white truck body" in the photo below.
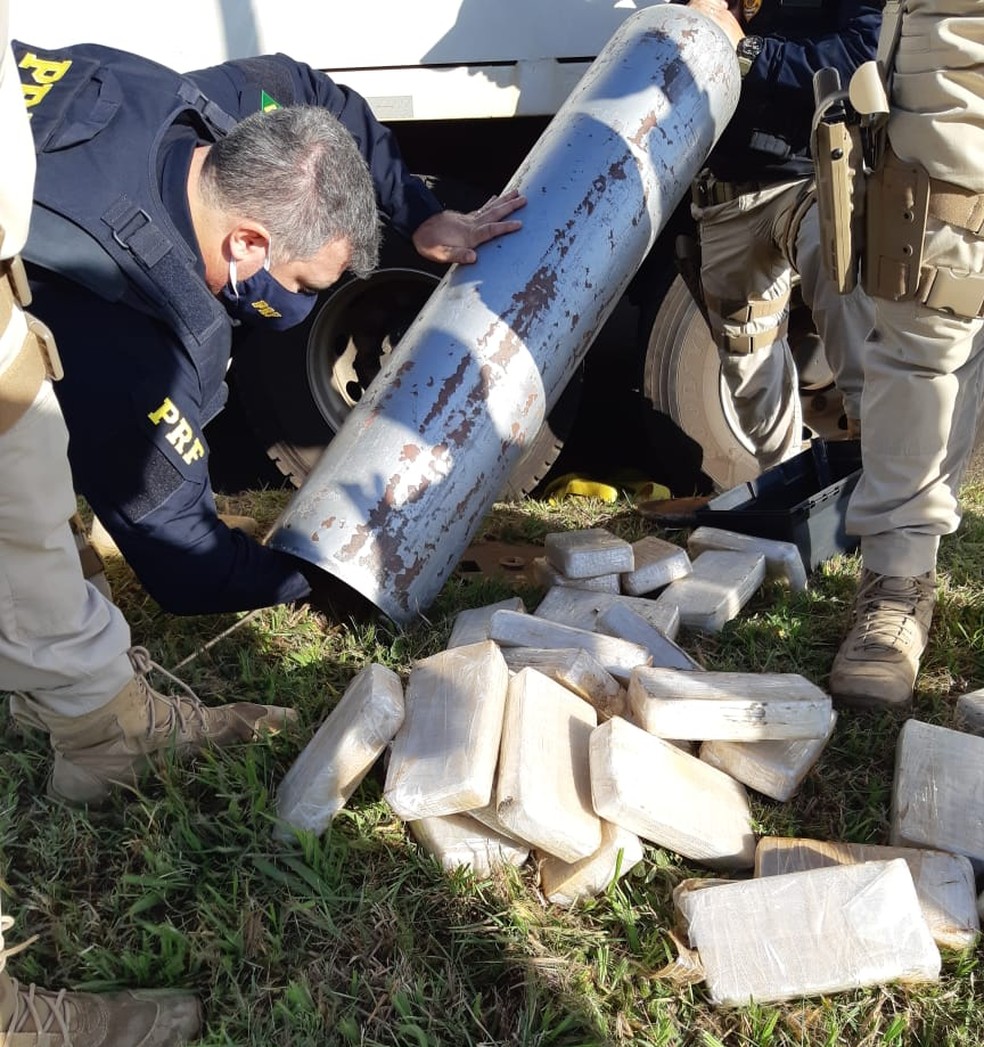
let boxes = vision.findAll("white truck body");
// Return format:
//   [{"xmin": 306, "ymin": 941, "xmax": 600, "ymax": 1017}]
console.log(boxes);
[
  {"xmin": 11, "ymin": 0, "xmax": 784, "ymax": 493},
  {"xmin": 11, "ymin": 1, "xmax": 668, "ymax": 121}
]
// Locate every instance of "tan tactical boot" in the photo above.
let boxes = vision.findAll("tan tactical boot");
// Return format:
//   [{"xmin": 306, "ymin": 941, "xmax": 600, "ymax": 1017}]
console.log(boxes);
[
  {"xmin": 11, "ymin": 647, "xmax": 297, "ymax": 805},
  {"xmin": 0, "ymin": 913, "xmax": 200, "ymax": 1046},
  {"xmin": 829, "ymin": 569, "xmax": 936, "ymax": 709}
]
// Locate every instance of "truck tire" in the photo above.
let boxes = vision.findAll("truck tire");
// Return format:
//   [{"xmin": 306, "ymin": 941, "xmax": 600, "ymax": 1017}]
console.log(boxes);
[
  {"xmin": 230, "ymin": 261, "xmax": 581, "ymax": 500},
  {"xmin": 641, "ymin": 274, "xmax": 759, "ymax": 491},
  {"xmin": 640, "ymin": 274, "xmax": 845, "ymax": 493}
]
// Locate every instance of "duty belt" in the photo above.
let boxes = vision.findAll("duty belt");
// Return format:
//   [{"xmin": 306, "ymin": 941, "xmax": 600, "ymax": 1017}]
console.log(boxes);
[{"xmin": 693, "ymin": 176, "xmax": 773, "ymax": 207}]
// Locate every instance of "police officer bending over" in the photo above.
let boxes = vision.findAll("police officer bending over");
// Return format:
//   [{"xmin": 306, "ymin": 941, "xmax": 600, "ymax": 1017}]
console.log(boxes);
[
  {"xmin": 685, "ymin": 0, "xmax": 880, "ymax": 468},
  {"xmin": 15, "ymin": 42, "xmax": 524, "ymax": 615}
]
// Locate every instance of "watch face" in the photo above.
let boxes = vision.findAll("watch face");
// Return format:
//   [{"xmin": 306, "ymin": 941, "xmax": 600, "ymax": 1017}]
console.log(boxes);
[{"xmin": 739, "ymin": 35, "xmax": 763, "ymax": 58}]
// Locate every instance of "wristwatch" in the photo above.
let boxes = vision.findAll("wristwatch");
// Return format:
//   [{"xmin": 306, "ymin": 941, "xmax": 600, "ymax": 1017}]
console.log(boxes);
[{"xmin": 736, "ymin": 35, "xmax": 763, "ymax": 78}]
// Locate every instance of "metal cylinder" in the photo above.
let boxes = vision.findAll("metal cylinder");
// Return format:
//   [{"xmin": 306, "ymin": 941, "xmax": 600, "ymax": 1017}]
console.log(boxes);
[{"xmin": 268, "ymin": 4, "xmax": 740, "ymax": 624}]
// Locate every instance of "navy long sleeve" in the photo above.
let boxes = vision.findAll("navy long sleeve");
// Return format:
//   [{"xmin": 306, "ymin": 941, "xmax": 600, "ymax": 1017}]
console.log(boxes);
[
  {"xmin": 24, "ymin": 46, "xmax": 443, "ymax": 615},
  {"xmin": 708, "ymin": 0, "xmax": 882, "ymax": 182}
]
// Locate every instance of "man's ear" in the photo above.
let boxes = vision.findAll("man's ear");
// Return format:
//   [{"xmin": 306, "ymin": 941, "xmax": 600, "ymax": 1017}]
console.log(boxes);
[{"xmin": 226, "ymin": 222, "xmax": 270, "ymax": 264}]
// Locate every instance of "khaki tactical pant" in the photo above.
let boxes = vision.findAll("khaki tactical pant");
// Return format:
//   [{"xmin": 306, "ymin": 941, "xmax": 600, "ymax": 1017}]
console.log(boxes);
[
  {"xmin": 695, "ymin": 177, "xmax": 873, "ymax": 468},
  {"xmin": 0, "ymin": 266, "xmax": 132, "ymax": 716},
  {"xmin": 850, "ymin": 215, "xmax": 984, "ymax": 577}
]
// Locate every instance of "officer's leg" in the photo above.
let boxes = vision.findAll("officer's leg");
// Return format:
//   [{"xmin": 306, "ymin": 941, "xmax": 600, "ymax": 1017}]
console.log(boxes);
[
  {"xmin": 697, "ymin": 184, "xmax": 802, "ymax": 469},
  {"xmin": 831, "ymin": 217, "xmax": 984, "ymax": 708},
  {"xmin": 793, "ymin": 197, "xmax": 873, "ymax": 432},
  {"xmin": 1, "ymin": 279, "xmax": 293, "ymax": 807},
  {"xmin": 0, "ymin": 293, "xmax": 135, "ymax": 713}
]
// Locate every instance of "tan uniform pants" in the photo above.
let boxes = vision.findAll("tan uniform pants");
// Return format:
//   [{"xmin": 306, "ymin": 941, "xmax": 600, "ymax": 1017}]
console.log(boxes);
[
  {"xmin": 849, "ymin": 216, "xmax": 984, "ymax": 577},
  {"xmin": 847, "ymin": 2, "xmax": 984, "ymax": 576},
  {"xmin": 695, "ymin": 178, "xmax": 873, "ymax": 468},
  {"xmin": 0, "ymin": 301, "xmax": 133, "ymax": 716}
]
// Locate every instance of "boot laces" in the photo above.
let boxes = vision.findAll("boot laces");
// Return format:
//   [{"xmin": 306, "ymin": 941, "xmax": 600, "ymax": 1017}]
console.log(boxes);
[
  {"xmin": 851, "ymin": 572, "xmax": 932, "ymax": 655},
  {"xmin": 127, "ymin": 646, "xmax": 213, "ymax": 741},
  {"xmin": 0, "ymin": 914, "xmax": 72, "ymax": 1040}
]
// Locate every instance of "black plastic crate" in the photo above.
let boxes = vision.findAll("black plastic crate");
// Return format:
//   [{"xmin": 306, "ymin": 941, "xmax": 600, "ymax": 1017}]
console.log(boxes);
[{"xmin": 695, "ymin": 439, "xmax": 863, "ymax": 572}]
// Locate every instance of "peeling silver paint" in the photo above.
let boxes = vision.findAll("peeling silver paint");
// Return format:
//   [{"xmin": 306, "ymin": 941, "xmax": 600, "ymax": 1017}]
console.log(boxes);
[{"xmin": 268, "ymin": 4, "xmax": 740, "ymax": 624}]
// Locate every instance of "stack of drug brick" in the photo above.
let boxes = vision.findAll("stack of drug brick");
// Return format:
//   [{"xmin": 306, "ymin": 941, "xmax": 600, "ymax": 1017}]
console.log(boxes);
[
  {"xmin": 275, "ymin": 527, "xmax": 828, "ymax": 897},
  {"xmin": 274, "ymin": 526, "xmax": 981, "ymax": 1003},
  {"xmin": 676, "ymin": 710, "xmax": 984, "ymax": 1004}
]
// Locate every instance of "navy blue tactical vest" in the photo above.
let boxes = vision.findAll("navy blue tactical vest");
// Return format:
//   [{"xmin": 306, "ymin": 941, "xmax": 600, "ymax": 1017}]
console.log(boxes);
[{"xmin": 13, "ymin": 41, "xmax": 238, "ymax": 397}]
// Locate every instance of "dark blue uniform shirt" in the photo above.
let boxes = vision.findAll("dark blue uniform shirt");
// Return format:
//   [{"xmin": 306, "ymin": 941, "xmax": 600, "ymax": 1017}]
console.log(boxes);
[
  {"xmin": 708, "ymin": 0, "xmax": 882, "ymax": 183},
  {"xmin": 22, "ymin": 48, "xmax": 443, "ymax": 615}
]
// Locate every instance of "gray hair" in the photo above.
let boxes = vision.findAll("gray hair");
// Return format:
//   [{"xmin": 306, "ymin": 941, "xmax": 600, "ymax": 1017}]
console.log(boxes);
[{"xmin": 200, "ymin": 105, "xmax": 380, "ymax": 277}]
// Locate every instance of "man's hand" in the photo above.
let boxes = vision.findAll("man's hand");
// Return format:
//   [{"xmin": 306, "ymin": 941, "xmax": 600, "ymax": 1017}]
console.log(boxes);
[
  {"xmin": 688, "ymin": 0, "xmax": 745, "ymax": 47},
  {"xmin": 412, "ymin": 188, "xmax": 526, "ymax": 265}
]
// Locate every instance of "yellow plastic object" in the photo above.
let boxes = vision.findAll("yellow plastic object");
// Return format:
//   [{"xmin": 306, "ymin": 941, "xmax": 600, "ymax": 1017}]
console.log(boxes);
[
  {"xmin": 544, "ymin": 474, "xmax": 620, "ymax": 504},
  {"xmin": 542, "ymin": 471, "xmax": 671, "ymax": 505},
  {"xmin": 628, "ymin": 481, "xmax": 671, "ymax": 503}
]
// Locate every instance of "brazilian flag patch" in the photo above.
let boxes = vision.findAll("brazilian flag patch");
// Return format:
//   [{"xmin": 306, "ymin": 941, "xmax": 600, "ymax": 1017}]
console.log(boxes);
[{"xmin": 260, "ymin": 89, "xmax": 281, "ymax": 112}]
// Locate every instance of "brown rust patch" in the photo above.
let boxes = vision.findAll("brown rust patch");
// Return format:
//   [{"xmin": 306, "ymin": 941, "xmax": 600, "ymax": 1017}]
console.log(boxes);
[
  {"xmin": 506, "ymin": 266, "xmax": 559, "ymax": 343},
  {"xmin": 490, "ymin": 330, "xmax": 526, "ymax": 370},
  {"xmin": 630, "ymin": 112, "xmax": 661, "ymax": 150},
  {"xmin": 422, "ymin": 354, "xmax": 471, "ymax": 429}
]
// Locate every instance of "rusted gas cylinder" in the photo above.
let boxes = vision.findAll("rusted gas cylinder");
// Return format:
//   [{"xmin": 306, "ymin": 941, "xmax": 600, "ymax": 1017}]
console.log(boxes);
[{"xmin": 268, "ymin": 3, "xmax": 740, "ymax": 623}]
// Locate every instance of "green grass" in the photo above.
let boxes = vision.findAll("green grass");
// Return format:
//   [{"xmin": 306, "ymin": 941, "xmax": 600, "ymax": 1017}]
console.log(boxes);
[{"xmin": 2, "ymin": 482, "xmax": 983, "ymax": 1046}]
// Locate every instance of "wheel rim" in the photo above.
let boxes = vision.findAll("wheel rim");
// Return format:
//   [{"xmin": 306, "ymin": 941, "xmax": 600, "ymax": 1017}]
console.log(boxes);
[{"xmin": 305, "ymin": 268, "xmax": 441, "ymax": 431}]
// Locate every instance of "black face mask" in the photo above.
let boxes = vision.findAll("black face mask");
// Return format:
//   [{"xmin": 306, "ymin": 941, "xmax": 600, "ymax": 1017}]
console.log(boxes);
[{"xmin": 218, "ymin": 251, "xmax": 318, "ymax": 330}]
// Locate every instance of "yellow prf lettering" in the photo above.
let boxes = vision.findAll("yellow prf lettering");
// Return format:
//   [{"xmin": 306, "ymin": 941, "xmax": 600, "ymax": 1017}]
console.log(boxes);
[
  {"xmin": 18, "ymin": 52, "xmax": 72, "ymax": 110},
  {"xmin": 21, "ymin": 82, "xmax": 52, "ymax": 108},
  {"xmin": 147, "ymin": 398, "xmax": 181, "ymax": 426},
  {"xmin": 165, "ymin": 418, "xmax": 195, "ymax": 456},
  {"xmin": 147, "ymin": 396, "xmax": 204, "ymax": 465},
  {"xmin": 251, "ymin": 299, "xmax": 282, "ymax": 319}
]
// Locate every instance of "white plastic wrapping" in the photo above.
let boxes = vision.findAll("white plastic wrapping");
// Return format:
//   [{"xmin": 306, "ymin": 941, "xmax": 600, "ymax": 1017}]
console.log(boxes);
[
  {"xmin": 687, "ymin": 526, "xmax": 807, "ymax": 592},
  {"xmin": 629, "ymin": 667, "xmax": 832, "ymax": 742},
  {"xmin": 621, "ymin": 536, "xmax": 692, "ymax": 596},
  {"xmin": 499, "ymin": 646, "xmax": 626, "ymax": 721},
  {"xmin": 590, "ymin": 716, "xmax": 755, "ymax": 870},
  {"xmin": 699, "ymin": 710, "xmax": 836, "ymax": 800},
  {"xmin": 447, "ymin": 597, "xmax": 525, "ymax": 649},
  {"xmin": 676, "ymin": 859, "xmax": 941, "ymax": 1005},
  {"xmin": 409, "ymin": 814, "xmax": 530, "ymax": 878},
  {"xmin": 534, "ymin": 586, "xmax": 681, "ymax": 641},
  {"xmin": 490, "ymin": 608, "xmax": 651, "ymax": 681},
  {"xmin": 954, "ymin": 687, "xmax": 984, "ymax": 736},
  {"xmin": 596, "ymin": 603, "xmax": 701, "ymax": 671},
  {"xmin": 755, "ymin": 837, "xmax": 980, "ymax": 950},
  {"xmin": 275, "ymin": 663, "xmax": 404, "ymax": 840},
  {"xmin": 891, "ymin": 719, "xmax": 984, "ymax": 872},
  {"xmin": 654, "ymin": 550, "xmax": 766, "ymax": 633},
  {"xmin": 384, "ymin": 640, "xmax": 509, "ymax": 819},
  {"xmin": 496, "ymin": 668, "xmax": 602, "ymax": 863},
  {"xmin": 532, "ymin": 557, "xmax": 621, "ymax": 594},
  {"xmin": 539, "ymin": 821, "xmax": 644, "ymax": 907},
  {"xmin": 545, "ymin": 528, "xmax": 634, "ymax": 578}
]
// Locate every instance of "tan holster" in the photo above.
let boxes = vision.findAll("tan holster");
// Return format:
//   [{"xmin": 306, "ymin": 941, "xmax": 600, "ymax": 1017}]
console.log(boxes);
[
  {"xmin": 0, "ymin": 230, "xmax": 63, "ymax": 435},
  {"xmin": 863, "ymin": 149, "xmax": 984, "ymax": 319}
]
